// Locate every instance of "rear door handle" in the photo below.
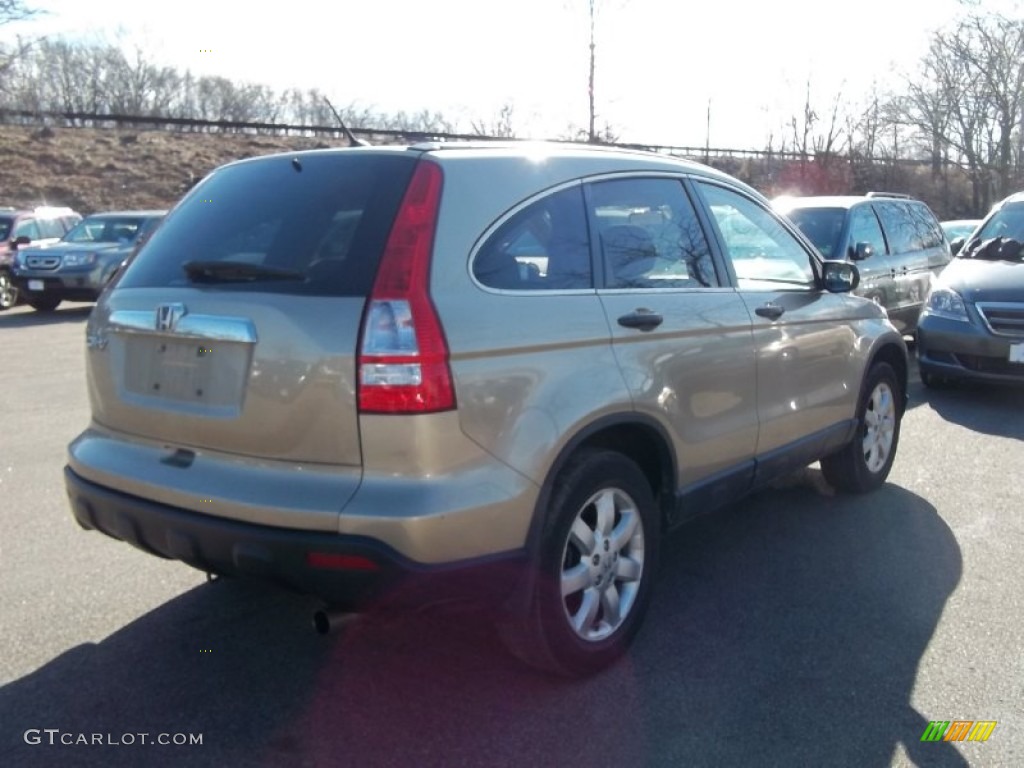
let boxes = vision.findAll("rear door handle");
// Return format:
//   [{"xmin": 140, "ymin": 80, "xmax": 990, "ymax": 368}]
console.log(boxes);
[
  {"xmin": 755, "ymin": 303, "xmax": 785, "ymax": 320},
  {"xmin": 617, "ymin": 310, "xmax": 664, "ymax": 331}
]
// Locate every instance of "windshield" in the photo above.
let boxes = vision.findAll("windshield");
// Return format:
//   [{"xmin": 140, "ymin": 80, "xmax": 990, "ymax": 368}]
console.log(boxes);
[
  {"xmin": 972, "ymin": 201, "xmax": 1024, "ymax": 250},
  {"xmin": 784, "ymin": 208, "xmax": 846, "ymax": 258},
  {"xmin": 64, "ymin": 216, "xmax": 150, "ymax": 244},
  {"xmin": 0, "ymin": 217, "xmax": 12, "ymax": 241}
]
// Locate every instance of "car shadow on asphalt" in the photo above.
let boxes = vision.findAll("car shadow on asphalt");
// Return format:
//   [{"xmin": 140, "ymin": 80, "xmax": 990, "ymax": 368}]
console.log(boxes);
[
  {"xmin": 914, "ymin": 379, "xmax": 1024, "ymax": 440},
  {"xmin": 0, "ymin": 306, "xmax": 92, "ymax": 327},
  {"xmin": 0, "ymin": 485, "xmax": 966, "ymax": 768}
]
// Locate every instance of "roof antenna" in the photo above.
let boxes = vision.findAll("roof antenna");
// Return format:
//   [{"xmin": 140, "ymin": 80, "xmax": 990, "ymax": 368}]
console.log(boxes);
[{"xmin": 324, "ymin": 97, "xmax": 369, "ymax": 147}]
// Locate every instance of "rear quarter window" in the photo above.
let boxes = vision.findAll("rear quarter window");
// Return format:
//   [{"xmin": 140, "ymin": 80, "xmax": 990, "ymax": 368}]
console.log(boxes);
[{"xmin": 119, "ymin": 153, "xmax": 419, "ymax": 297}]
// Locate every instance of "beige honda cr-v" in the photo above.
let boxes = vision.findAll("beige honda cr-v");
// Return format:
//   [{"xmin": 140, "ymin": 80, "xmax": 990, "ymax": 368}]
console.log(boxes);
[{"xmin": 66, "ymin": 142, "xmax": 907, "ymax": 676}]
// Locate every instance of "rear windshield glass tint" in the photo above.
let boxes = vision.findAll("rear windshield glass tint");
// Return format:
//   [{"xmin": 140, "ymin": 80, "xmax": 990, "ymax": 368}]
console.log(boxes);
[
  {"xmin": 119, "ymin": 152, "xmax": 419, "ymax": 297},
  {"xmin": 785, "ymin": 208, "xmax": 846, "ymax": 258}
]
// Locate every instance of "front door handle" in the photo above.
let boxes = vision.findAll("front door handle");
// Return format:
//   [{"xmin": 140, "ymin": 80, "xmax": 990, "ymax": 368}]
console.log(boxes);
[
  {"xmin": 755, "ymin": 303, "xmax": 785, "ymax": 320},
  {"xmin": 617, "ymin": 310, "xmax": 664, "ymax": 331}
]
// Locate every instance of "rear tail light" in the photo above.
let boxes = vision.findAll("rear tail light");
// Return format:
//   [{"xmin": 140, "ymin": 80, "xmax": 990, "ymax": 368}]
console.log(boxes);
[{"xmin": 358, "ymin": 161, "xmax": 455, "ymax": 413}]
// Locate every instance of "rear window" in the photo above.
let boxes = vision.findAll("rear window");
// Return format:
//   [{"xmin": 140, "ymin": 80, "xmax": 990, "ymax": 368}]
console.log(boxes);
[
  {"xmin": 120, "ymin": 152, "xmax": 418, "ymax": 297},
  {"xmin": 785, "ymin": 208, "xmax": 846, "ymax": 258}
]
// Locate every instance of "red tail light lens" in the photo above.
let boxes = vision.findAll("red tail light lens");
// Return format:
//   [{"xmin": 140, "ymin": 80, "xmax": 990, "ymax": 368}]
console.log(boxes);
[{"xmin": 358, "ymin": 161, "xmax": 455, "ymax": 413}]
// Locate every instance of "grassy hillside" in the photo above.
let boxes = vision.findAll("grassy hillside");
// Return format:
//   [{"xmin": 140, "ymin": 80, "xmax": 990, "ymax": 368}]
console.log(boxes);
[{"xmin": 0, "ymin": 124, "xmax": 354, "ymax": 214}]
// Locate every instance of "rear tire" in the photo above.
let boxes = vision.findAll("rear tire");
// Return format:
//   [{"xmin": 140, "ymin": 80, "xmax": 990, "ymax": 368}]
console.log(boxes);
[
  {"xmin": 27, "ymin": 296, "xmax": 61, "ymax": 312},
  {"xmin": 821, "ymin": 362, "xmax": 902, "ymax": 493},
  {"xmin": 497, "ymin": 450, "xmax": 660, "ymax": 677}
]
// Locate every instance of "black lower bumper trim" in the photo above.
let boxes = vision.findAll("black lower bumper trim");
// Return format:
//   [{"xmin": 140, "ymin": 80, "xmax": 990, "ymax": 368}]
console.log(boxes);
[{"xmin": 65, "ymin": 466, "xmax": 526, "ymax": 610}]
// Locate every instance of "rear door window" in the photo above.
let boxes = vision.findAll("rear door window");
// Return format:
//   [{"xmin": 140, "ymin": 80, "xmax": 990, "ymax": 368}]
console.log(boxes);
[
  {"xmin": 586, "ymin": 177, "xmax": 719, "ymax": 288},
  {"xmin": 119, "ymin": 153, "xmax": 419, "ymax": 297},
  {"xmin": 875, "ymin": 201, "xmax": 922, "ymax": 254}
]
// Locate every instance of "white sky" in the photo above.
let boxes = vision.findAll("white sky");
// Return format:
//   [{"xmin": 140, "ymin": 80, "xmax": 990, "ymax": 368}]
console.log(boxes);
[{"xmin": 10, "ymin": 0, "xmax": 1018, "ymax": 148}]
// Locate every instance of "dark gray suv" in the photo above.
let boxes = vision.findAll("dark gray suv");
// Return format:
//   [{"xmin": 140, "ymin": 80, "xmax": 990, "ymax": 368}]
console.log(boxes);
[
  {"xmin": 12, "ymin": 211, "xmax": 165, "ymax": 312},
  {"xmin": 65, "ymin": 143, "xmax": 908, "ymax": 676},
  {"xmin": 774, "ymin": 193, "xmax": 951, "ymax": 334}
]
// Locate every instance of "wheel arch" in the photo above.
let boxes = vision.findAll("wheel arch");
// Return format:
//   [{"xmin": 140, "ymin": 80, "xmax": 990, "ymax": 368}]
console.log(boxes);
[
  {"xmin": 867, "ymin": 337, "xmax": 909, "ymax": 414},
  {"xmin": 523, "ymin": 413, "xmax": 677, "ymax": 560}
]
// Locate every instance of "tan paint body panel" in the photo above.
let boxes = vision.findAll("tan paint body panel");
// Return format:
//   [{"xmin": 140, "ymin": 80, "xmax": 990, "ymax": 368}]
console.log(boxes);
[
  {"xmin": 339, "ymin": 412, "xmax": 540, "ymax": 564},
  {"xmin": 67, "ymin": 424, "xmax": 360, "ymax": 532},
  {"xmin": 598, "ymin": 288, "xmax": 759, "ymax": 486},
  {"xmin": 739, "ymin": 290, "xmax": 875, "ymax": 454}
]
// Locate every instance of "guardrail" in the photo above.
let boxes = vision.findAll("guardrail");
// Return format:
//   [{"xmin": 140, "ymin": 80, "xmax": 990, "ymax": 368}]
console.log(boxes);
[{"xmin": 0, "ymin": 107, "xmax": 826, "ymax": 162}]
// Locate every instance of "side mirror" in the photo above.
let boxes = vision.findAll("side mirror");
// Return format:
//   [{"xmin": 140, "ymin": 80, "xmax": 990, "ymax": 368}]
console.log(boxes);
[
  {"xmin": 12, "ymin": 235, "xmax": 31, "ymax": 248},
  {"xmin": 822, "ymin": 260, "xmax": 860, "ymax": 293},
  {"xmin": 849, "ymin": 241, "xmax": 874, "ymax": 261},
  {"xmin": 950, "ymin": 237, "xmax": 966, "ymax": 256}
]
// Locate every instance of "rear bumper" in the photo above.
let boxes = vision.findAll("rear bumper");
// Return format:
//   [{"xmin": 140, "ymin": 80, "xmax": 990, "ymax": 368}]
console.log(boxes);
[{"xmin": 65, "ymin": 466, "xmax": 526, "ymax": 610}]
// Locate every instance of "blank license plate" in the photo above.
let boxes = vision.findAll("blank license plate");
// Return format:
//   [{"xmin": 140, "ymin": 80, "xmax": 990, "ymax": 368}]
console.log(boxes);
[
  {"xmin": 1010, "ymin": 343, "xmax": 1024, "ymax": 363},
  {"xmin": 28, "ymin": 280, "xmax": 44, "ymax": 291}
]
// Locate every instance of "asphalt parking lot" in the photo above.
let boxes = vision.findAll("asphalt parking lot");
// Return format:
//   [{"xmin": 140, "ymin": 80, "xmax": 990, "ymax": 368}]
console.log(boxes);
[{"xmin": 1, "ymin": 302, "xmax": 1022, "ymax": 768}]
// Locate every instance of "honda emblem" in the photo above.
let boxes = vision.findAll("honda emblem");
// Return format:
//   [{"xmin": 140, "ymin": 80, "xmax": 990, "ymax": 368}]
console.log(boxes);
[{"xmin": 155, "ymin": 303, "xmax": 187, "ymax": 332}]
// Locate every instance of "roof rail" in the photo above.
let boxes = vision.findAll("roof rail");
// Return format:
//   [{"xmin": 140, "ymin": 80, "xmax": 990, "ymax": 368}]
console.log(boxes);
[{"xmin": 865, "ymin": 191, "xmax": 913, "ymax": 199}]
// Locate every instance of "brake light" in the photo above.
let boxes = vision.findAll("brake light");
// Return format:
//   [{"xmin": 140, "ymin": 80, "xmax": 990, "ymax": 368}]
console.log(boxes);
[{"xmin": 358, "ymin": 161, "xmax": 455, "ymax": 413}]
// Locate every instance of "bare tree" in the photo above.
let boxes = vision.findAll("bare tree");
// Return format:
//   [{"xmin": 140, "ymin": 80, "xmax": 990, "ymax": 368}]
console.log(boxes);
[
  {"xmin": 899, "ymin": 9, "xmax": 1024, "ymax": 210},
  {"xmin": 470, "ymin": 103, "xmax": 516, "ymax": 138},
  {"xmin": 0, "ymin": 0, "xmax": 42, "ymax": 86}
]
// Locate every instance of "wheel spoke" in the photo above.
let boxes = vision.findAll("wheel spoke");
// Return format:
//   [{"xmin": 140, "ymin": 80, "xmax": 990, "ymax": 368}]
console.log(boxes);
[
  {"xmin": 600, "ymin": 583, "xmax": 621, "ymax": 628},
  {"xmin": 609, "ymin": 508, "xmax": 640, "ymax": 552},
  {"xmin": 561, "ymin": 562, "xmax": 590, "ymax": 597},
  {"xmin": 594, "ymin": 490, "xmax": 615, "ymax": 536},
  {"xmin": 615, "ymin": 555, "xmax": 642, "ymax": 583},
  {"xmin": 569, "ymin": 517, "xmax": 596, "ymax": 555},
  {"xmin": 572, "ymin": 587, "xmax": 601, "ymax": 635}
]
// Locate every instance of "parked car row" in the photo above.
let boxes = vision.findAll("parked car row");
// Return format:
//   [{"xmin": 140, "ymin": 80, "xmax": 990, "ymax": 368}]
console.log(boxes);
[{"xmin": 775, "ymin": 193, "xmax": 1024, "ymax": 388}]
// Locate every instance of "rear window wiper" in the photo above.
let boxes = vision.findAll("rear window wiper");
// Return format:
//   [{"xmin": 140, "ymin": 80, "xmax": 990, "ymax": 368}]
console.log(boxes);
[{"xmin": 182, "ymin": 260, "xmax": 305, "ymax": 283}]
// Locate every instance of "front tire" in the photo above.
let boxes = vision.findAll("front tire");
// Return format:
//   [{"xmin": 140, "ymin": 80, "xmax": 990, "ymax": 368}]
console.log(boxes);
[
  {"xmin": 0, "ymin": 270, "xmax": 16, "ymax": 310},
  {"xmin": 497, "ymin": 450, "xmax": 660, "ymax": 677},
  {"xmin": 821, "ymin": 362, "xmax": 902, "ymax": 493}
]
